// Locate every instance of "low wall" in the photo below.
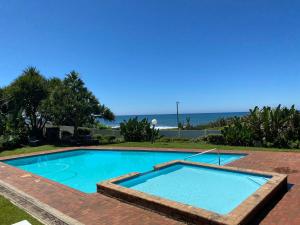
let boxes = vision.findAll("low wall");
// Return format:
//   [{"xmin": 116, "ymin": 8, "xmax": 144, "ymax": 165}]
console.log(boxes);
[
  {"xmin": 50, "ymin": 125, "xmax": 221, "ymax": 139},
  {"xmin": 160, "ymin": 129, "xmax": 221, "ymax": 138},
  {"xmin": 89, "ymin": 129, "xmax": 221, "ymax": 138}
]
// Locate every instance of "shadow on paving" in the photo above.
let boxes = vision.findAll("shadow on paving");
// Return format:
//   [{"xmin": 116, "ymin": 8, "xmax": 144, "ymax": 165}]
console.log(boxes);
[{"xmin": 249, "ymin": 183, "xmax": 294, "ymax": 225}]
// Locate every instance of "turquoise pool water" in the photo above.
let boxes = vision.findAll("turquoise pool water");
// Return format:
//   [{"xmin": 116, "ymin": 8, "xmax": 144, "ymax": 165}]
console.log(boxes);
[
  {"xmin": 119, "ymin": 163, "xmax": 270, "ymax": 215},
  {"xmin": 3, "ymin": 150, "xmax": 245, "ymax": 193}
]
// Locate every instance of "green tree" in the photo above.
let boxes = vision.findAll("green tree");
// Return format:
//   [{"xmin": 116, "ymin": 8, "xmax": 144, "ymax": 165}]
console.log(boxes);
[
  {"xmin": 48, "ymin": 71, "xmax": 115, "ymax": 138},
  {"xmin": 0, "ymin": 88, "xmax": 6, "ymax": 135},
  {"xmin": 6, "ymin": 67, "xmax": 50, "ymax": 138}
]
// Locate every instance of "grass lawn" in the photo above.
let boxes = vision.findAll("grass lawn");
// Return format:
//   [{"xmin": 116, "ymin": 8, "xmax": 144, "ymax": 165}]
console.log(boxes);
[
  {"xmin": 111, "ymin": 141, "xmax": 300, "ymax": 152},
  {"xmin": 0, "ymin": 142, "xmax": 299, "ymax": 159},
  {"xmin": 0, "ymin": 145, "xmax": 62, "ymax": 158},
  {"xmin": 0, "ymin": 195, "xmax": 42, "ymax": 225}
]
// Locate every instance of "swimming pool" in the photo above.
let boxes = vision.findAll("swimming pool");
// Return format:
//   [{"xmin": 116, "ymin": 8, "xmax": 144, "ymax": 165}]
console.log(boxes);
[
  {"xmin": 119, "ymin": 163, "xmax": 270, "ymax": 214},
  {"xmin": 99, "ymin": 160, "xmax": 287, "ymax": 225},
  {"xmin": 3, "ymin": 149, "xmax": 245, "ymax": 193}
]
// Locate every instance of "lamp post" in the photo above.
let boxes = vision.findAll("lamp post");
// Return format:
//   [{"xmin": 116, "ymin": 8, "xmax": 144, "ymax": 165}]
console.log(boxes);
[
  {"xmin": 176, "ymin": 101, "xmax": 181, "ymax": 137},
  {"xmin": 151, "ymin": 119, "xmax": 157, "ymax": 144},
  {"xmin": 176, "ymin": 101, "xmax": 180, "ymax": 128}
]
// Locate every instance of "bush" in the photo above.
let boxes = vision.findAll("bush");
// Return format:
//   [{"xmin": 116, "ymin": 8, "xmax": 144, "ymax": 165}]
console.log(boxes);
[
  {"xmin": 220, "ymin": 105, "xmax": 300, "ymax": 148},
  {"xmin": 61, "ymin": 130, "xmax": 72, "ymax": 140},
  {"xmin": 182, "ymin": 117, "xmax": 235, "ymax": 130},
  {"xmin": 94, "ymin": 134, "xmax": 103, "ymax": 141},
  {"xmin": 93, "ymin": 134, "xmax": 117, "ymax": 144},
  {"xmin": 45, "ymin": 127, "xmax": 60, "ymax": 143},
  {"xmin": 290, "ymin": 140, "xmax": 300, "ymax": 149},
  {"xmin": 171, "ymin": 137, "xmax": 191, "ymax": 142},
  {"xmin": 93, "ymin": 122, "xmax": 110, "ymax": 130},
  {"xmin": 120, "ymin": 117, "xmax": 159, "ymax": 142},
  {"xmin": 157, "ymin": 137, "xmax": 172, "ymax": 142},
  {"xmin": 115, "ymin": 137, "xmax": 124, "ymax": 143},
  {"xmin": 222, "ymin": 118, "xmax": 253, "ymax": 146},
  {"xmin": 2, "ymin": 136, "xmax": 22, "ymax": 150},
  {"xmin": 101, "ymin": 135, "xmax": 116, "ymax": 144},
  {"xmin": 77, "ymin": 128, "xmax": 91, "ymax": 136},
  {"xmin": 205, "ymin": 135, "xmax": 225, "ymax": 145},
  {"xmin": 106, "ymin": 135, "xmax": 116, "ymax": 143},
  {"xmin": 0, "ymin": 124, "xmax": 27, "ymax": 150},
  {"xmin": 157, "ymin": 137, "xmax": 193, "ymax": 143}
]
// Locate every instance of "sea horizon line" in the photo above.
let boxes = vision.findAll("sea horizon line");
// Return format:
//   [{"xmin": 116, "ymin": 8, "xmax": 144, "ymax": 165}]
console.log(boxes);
[{"xmin": 115, "ymin": 111, "xmax": 248, "ymax": 117}]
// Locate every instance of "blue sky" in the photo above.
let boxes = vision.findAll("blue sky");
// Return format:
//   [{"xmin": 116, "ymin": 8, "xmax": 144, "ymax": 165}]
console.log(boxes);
[{"xmin": 0, "ymin": 0, "xmax": 300, "ymax": 115}]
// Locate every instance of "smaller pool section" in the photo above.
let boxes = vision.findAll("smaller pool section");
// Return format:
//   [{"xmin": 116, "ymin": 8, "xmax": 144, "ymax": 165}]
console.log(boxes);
[
  {"xmin": 118, "ymin": 163, "xmax": 271, "ymax": 215},
  {"xmin": 3, "ymin": 150, "xmax": 245, "ymax": 193}
]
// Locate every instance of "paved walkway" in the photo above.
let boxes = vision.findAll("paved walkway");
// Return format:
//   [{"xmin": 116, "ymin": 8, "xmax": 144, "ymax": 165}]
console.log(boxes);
[{"xmin": 0, "ymin": 147, "xmax": 299, "ymax": 225}]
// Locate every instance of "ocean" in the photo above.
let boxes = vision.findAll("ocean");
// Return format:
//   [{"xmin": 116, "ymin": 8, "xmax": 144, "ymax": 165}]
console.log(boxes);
[{"xmin": 99, "ymin": 112, "xmax": 248, "ymax": 129}]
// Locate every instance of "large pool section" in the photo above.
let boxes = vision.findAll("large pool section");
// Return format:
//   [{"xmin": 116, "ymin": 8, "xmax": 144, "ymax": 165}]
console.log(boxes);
[{"xmin": 3, "ymin": 149, "xmax": 245, "ymax": 193}]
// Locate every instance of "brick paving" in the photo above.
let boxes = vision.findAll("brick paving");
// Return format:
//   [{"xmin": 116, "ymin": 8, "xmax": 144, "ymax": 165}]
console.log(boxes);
[{"xmin": 0, "ymin": 147, "xmax": 299, "ymax": 225}]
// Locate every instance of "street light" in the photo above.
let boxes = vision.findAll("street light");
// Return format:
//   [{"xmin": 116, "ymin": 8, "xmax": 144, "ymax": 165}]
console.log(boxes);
[
  {"xmin": 151, "ymin": 119, "xmax": 157, "ymax": 127},
  {"xmin": 176, "ymin": 101, "xmax": 180, "ymax": 129},
  {"xmin": 151, "ymin": 119, "xmax": 157, "ymax": 144}
]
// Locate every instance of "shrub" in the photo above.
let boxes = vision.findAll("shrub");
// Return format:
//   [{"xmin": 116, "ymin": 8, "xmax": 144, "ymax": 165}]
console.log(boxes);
[
  {"xmin": 205, "ymin": 135, "xmax": 225, "ymax": 145},
  {"xmin": 222, "ymin": 118, "xmax": 253, "ymax": 146},
  {"xmin": 94, "ymin": 134, "xmax": 103, "ymax": 141},
  {"xmin": 45, "ymin": 127, "xmax": 60, "ymax": 143},
  {"xmin": 2, "ymin": 136, "xmax": 21, "ymax": 150},
  {"xmin": 94, "ymin": 122, "xmax": 110, "ymax": 130},
  {"xmin": 290, "ymin": 140, "xmax": 300, "ymax": 149},
  {"xmin": 220, "ymin": 105, "xmax": 300, "ymax": 148},
  {"xmin": 157, "ymin": 137, "xmax": 172, "ymax": 142},
  {"xmin": 183, "ymin": 117, "xmax": 235, "ymax": 130},
  {"xmin": 61, "ymin": 130, "xmax": 72, "ymax": 140},
  {"xmin": 157, "ymin": 137, "xmax": 192, "ymax": 143},
  {"xmin": 120, "ymin": 117, "xmax": 159, "ymax": 142},
  {"xmin": 190, "ymin": 137, "xmax": 203, "ymax": 143},
  {"xmin": 106, "ymin": 135, "xmax": 116, "ymax": 143},
  {"xmin": 170, "ymin": 137, "xmax": 191, "ymax": 142},
  {"xmin": 93, "ymin": 134, "xmax": 117, "ymax": 144},
  {"xmin": 77, "ymin": 128, "xmax": 91, "ymax": 136},
  {"xmin": 115, "ymin": 137, "xmax": 124, "ymax": 143}
]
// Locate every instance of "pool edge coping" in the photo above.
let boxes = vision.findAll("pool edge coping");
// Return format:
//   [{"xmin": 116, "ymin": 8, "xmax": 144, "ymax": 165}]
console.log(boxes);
[
  {"xmin": 0, "ymin": 146, "xmax": 248, "ymax": 161},
  {"xmin": 97, "ymin": 160, "xmax": 288, "ymax": 225}
]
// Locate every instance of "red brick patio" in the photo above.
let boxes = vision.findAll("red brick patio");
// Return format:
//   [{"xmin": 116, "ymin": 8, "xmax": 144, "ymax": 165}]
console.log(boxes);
[{"xmin": 0, "ymin": 147, "xmax": 299, "ymax": 225}]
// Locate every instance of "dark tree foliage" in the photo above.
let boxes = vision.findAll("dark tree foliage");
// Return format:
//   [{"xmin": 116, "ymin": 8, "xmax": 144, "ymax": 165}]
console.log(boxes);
[
  {"xmin": 0, "ymin": 67, "xmax": 115, "ymax": 149},
  {"xmin": 48, "ymin": 71, "xmax": 115, "ymax": 138},
  {"xmin": 120, "ymin": 117, "xmax": 159, "ymax": 142},
  {"xmin": 0, "ymin": 88, "xmax": 6, "ymax": 135},
  {"xmin": 6, "ymin": 67, "xmax": 50, "ymax": 138}
]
